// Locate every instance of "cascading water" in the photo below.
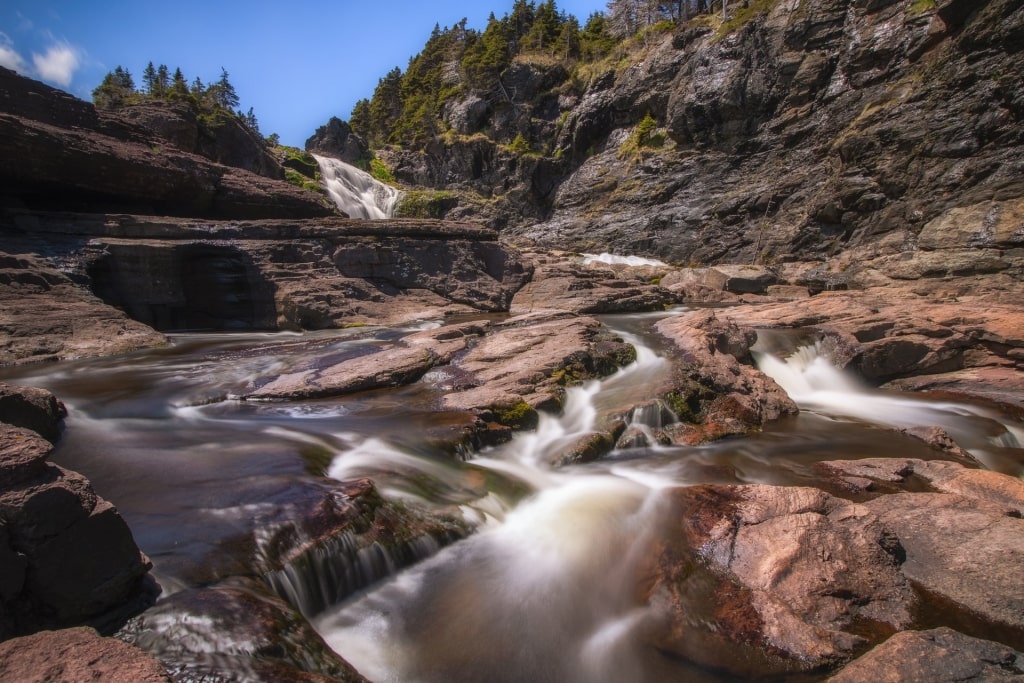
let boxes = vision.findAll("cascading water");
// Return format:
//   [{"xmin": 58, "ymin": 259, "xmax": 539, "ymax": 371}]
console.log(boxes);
[
  {"xmin": 314, "ymin": 154, "xmax": 402, "ymax": 219},
  {"xmin": 753, "ymin": 331, "xmax": 1024, "ymax": 471},
  {"xmin": 2, "ymin": 312, "xmax": 1022, "ymax": 681},
  {"xmin": 314, "ymin": 335, "xmax": 682, "ymax": 683}
]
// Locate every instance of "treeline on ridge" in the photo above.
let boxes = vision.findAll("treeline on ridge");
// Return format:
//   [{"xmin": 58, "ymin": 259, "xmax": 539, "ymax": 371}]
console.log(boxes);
[
  {"xmin": 350, "ymin": 0, "xmax": 726, "ymax": 151},
  {"xmin": 91, "ymin": 63, "xmax": 261, "ymax": 134}
]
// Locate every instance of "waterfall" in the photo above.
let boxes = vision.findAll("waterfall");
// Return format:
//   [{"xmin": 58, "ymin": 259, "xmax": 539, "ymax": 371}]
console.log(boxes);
[
  {"xmin": 752, "ymin": 332, "xmax": 1023, "ymax": 462},
  {"xmin": 313, "ymin": 330, "xmax": 683, "ymax": 683},
  {"xmin": 314, "ymin": 154, "xmax": 402, "ymax": 219}
]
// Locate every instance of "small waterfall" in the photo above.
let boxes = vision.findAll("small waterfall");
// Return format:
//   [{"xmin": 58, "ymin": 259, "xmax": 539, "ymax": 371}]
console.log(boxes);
[
  {"xmin": 314, "ymin": 154, "xmax": 402, "ymax": 219},
  {"xmin": 753, "ymin": 332, "xmax": 1023, "ymax": 463},
  {"xmin": 313, "ymin": 329, "xmax": 684, "ymax": 683}
]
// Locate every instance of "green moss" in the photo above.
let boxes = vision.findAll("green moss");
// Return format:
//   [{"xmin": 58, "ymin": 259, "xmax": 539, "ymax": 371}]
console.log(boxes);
[
  {"xmin": 492, "ymin": 399, "xmax": 539, "ymax": 429},
  {"xmin": 284, "ymin": 168, "xmax": 324, "ymax": 194},
  {"xmin": 909, "ymin": 0, "xmax": 937, "ymax": 14},
  {"xmin": 369, "ymin": 158, "xmax": 395, "ymax": 184},
  {"xmin": 395, "ymin": 190, "xmax": 457, "ymax": 219}
]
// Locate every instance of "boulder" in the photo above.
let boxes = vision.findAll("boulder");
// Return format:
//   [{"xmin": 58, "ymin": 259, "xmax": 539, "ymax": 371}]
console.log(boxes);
[
  {"xmin": 862, "ymin": 492, "xmax": 1024, "ymax": 630},
  {"xmin": 646, "ymin": 484, "xmax": 912, "ymax": 675},
  {"xmin": 654, "ymin": 310, "xmax": 798, "ymax": 444},
  {"xmin": 828, "ymin": 627, "xmax": 1024, "ymax": 682},
  {"xmin": 0, "ymin": 626, "xmax": 170, "ymax": 683},
  {"xmin": 0, "ymin": 383, "xmax": 66, "ymax": 442},
  {"xmin": 305, "ymin": 116, "xmax": 367, "ymax": 163},
  {"xmin": 0, "ymin": 419, "xmax": 155, "ymax": 638}
]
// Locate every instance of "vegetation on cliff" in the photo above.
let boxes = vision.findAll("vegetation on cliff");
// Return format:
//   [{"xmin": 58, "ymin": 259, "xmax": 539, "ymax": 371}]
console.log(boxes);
[{"xmin": 350, "ymin": 0, "xmax": 722, "ymax": 151}]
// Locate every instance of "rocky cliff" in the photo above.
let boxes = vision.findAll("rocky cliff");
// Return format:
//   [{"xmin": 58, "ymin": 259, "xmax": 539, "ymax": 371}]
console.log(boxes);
[
  {"xmin": 363, "ymin": 0, "xmax": 1023, "ymax": 270},
  {"xmin": 0, "ymin": 67, "xmax": 333, "ymax": 219}
]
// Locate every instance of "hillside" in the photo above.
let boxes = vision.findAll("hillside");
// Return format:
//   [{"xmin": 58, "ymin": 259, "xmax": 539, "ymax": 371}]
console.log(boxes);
[{"xmin": 315, "ymin": 0, "xmax": 1023, "ymax": 269}]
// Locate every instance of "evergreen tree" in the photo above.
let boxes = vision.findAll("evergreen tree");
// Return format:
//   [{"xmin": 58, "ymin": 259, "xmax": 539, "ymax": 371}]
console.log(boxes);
[
  {"xmin": 142, "ymin": 61, "xmax": 158, "ymax": 95},
  {"xmin": 211, "ymin": 67, "xmax": 240, "ymax": 110},
  {"xmin": 244, "ymin": 107, "xmax": 259, "ymax": 133},
  {"xmin": 350, "ymin": 98, "xmax": 372, "ymax": 140},
  {"xmin": 92, "ymin": 66, "xmax": 136, "ymax": 108},
  {"xmin": 555, "ymin": 14, "xmax": 582, "ymax": 61},
  {"xmin": 170, "ymin": 68, "xmax": 189, "ymax": 98},
  {"xmin": 155, "ymin": 64, "xmax": 170, "ymax": 97},
  {"xmin": 367, "ymin": 67, "xmax": 403, "ymax": 146},
  {"xmin": 462, "ymin": 13, "xmax": 512, "ymax": 91},
  {"xmin": 580, "ymin": 12, "xmax": 616, "ymax": 60}
]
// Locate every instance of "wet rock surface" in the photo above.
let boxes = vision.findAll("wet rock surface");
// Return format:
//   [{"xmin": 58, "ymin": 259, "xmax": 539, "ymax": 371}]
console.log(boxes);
[
  {"xmin": 119, "ymin": 582, "xmax": 368, "ymax": 683},
  {"xmin": 654, "ymin": 309, "xmax": 799, "ymax": 444},
  {"xmin": 648, "ymin": 484, "xmax": 913, "ymax": 675}
]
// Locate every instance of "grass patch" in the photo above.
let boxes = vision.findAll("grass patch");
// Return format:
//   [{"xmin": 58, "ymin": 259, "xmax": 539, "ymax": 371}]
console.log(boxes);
[{"xmin": 716, "ymin": 0, "xmax": 779, "ymax": 39}]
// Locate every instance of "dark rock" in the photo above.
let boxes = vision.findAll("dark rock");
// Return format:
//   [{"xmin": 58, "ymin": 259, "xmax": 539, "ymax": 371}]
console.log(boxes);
[
  {"xmin": 828, "ymin": 627, "xmax": 1024, "ymax": 682},
  {"xmin": 0, "ymin": 67, "xmax": 332, "ymax": 219},
  {"xmin": 0, "ymin": 420, "xmax": 156, "ymax": 638},
  {"xmin": 0, "ymin": 626, "xmax": 171, "ymax": 682},
  {"xmin": 119, "ymin": 583, "xmax": 367, "ymax": 683},
  {"xmin": 0, "ymin": 384, "xmax": 66, "ymax": 443},
  {"xmin": 305, "ymin": 116, "xmax": 367, "ymax": 162}
]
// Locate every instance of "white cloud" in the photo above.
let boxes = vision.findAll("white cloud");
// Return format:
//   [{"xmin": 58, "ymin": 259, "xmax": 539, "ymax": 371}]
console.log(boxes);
[
  {"xmin": 32, "ymin": 42, "xmax": 80, "ymax": 87},
  {"xmin": 0, "ymin": 32, "xmax": 29, "ymax": 73}
]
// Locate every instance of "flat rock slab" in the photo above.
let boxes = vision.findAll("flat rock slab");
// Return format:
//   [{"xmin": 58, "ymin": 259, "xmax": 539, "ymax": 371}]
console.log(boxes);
[
  {"xmin": 0, "ymin": 626, "xmax": 170, "ymax": 683},
  {"xmin": 719, "ymin": 292, "xmax": 1024, "ymax": 405},
  {"xmin": 861, "ymin": 491, "xmax": 1024, "ymax": 631},
  {"xmin": 828, "ymin": 627, "xmax": 1024, "ymax": 683},
  {"xmin": 246, "ymin": 321, "xmax": 488, "ymax": 400},
  {"xmin": 821, "ymin": 457, "xmax": 1024, "ymax": 513}
]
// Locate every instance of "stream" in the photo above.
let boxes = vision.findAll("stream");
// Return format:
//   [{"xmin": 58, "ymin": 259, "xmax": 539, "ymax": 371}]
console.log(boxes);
[{"xmin": 2, "ymin": 309, "xmax": 1022, "ymax": 681}]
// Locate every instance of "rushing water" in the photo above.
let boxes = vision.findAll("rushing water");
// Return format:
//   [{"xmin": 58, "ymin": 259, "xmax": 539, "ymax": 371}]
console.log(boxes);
[
  {"xmin": 315, "ymin": 154, "xmax": 403, "ymax": 219},
  {"xmin": 1, "ymin": 311, "xmax": 1022, "ymax": 680}
]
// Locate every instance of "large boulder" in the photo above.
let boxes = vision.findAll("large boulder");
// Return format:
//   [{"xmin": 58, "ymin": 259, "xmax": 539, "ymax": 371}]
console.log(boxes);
[
  {"xmin": 654, "ymin": 309, "xmax": 798, "ymax": 444},
  {"xmin": 646, "ymin": 484, "xmax": 913, "ymax": 675},
  {"xmin": 0, "ymin": 405, "xmax": 156, "ymax": 639}
]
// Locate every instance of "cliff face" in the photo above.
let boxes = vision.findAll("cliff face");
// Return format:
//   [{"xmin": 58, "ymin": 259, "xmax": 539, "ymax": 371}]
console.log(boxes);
[
  {"xmin": 373, "ymin": 0, "xmax": 1023, "ymax": 266},
  {"xmin": 0, "ymin": 68, "xmax": 333, "ymax": 219}
]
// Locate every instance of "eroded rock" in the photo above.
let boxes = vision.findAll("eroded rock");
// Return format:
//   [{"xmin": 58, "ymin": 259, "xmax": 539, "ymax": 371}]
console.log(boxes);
[
  {"xmin": 0, "ymin": 626, "xmax": 170, "ymax": 683},
  {"xmin": 827, "ymin": 627, "xmax": 1024, "ymax": 683}
]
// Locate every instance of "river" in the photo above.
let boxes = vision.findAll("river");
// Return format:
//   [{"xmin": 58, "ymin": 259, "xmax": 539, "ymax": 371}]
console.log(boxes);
[{"xmin": 2, "ymin": 309, "xmax": 1021, "ymax": 681}]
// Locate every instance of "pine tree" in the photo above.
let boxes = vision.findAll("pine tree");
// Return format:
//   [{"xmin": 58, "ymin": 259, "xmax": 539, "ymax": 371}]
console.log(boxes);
[
  {"xmin": 142, "ymin": 62, "xmax": 157, "ymax": 95},
  {"xmin": 212, "ymin": 67, "xmax": 240, "ymax": 110},
  {"xmin": 170, "ymin": 68, "xmax": 189, "ymax": 98},
  {"xmin": 367, "ymin": 67, "xmax": 403, "ymax": 146},
  {"xmin": 92, "ymin": 66, "xmax": 136, "ymax": 108},
  {"xmin": 155, "ymin": 64, "xmax": 170, "ymax": 97},
  {"xmin": 350, "ymin": 98, "xmax": 372, "ymax": 140}
]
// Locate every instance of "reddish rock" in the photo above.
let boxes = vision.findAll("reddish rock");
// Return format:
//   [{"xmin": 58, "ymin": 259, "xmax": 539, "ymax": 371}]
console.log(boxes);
[
  {"xmin": 720, "ymin": 291, "xmax": 1024, "ymax": 408},
  {"xmin": 862, "ymin": 492, "xmax": 1024, "ymax": 631},
  {"xmin": 654, "ymin": 310, "xmax": 798, "ymax": 444},
  {"xmin": 828, "ymin": 627, "xmax": 1024, "ymax": 682},
  {"xmin": 0, "ymin": 626, "xmax": 170, "ymax": 682},
  {"xmin": 510, "ymin": 251, "xmax": 676, "ymax": 314},
  {"xmin": 646, "ymin": 484, "xmax": 912, "ymax": 675}
]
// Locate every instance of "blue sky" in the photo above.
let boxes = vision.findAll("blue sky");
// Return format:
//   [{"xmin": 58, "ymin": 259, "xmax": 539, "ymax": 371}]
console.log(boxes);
[{"xmin": 1, "ymin": 1, "xmax": 608, "ymax": 147}]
